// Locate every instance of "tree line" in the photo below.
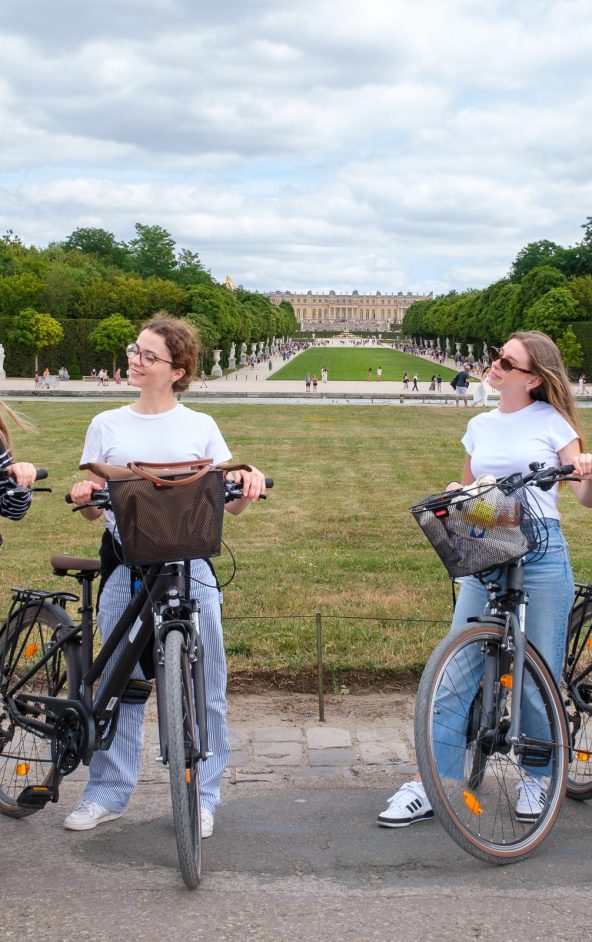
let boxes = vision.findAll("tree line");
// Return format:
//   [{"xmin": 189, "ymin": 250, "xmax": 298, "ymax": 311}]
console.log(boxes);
[
  {"xmin": 402, "ymin": 218, "xmax": 592, "ymax": 375},
  {"xmin": 0, "ymin": 225, "xmax": 298, "ymax": 377}
]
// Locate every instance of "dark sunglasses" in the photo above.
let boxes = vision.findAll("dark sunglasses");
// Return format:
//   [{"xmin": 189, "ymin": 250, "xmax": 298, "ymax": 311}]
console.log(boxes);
[{"xmin": 489, "ymin": 346, "xmax": 532, "ymax": 375}]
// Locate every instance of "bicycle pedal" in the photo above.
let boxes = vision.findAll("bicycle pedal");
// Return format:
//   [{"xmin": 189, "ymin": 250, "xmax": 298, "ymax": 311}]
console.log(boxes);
[
  {"xmin": 16, "ymin": 785, "xmax": 55, "ymax": 809},
  {"xmin": 518, "ymin": 745, "xmax": 552, "ymax": 767}
]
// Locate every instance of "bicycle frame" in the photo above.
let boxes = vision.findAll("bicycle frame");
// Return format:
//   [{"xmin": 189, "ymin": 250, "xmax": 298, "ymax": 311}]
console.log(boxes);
[
  {"xmin": 6, "ymin": 560, "xmax": 209, "ymax": 785},
  {"xmin": 469, "ymin": 557, "xmax": 569, "ymax": 759}
]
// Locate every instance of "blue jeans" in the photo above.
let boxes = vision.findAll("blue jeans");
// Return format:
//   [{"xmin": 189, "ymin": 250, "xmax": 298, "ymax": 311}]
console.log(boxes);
[{"xmin": 433, "ymin": 521, "xmax": 573, "ymax": 780}]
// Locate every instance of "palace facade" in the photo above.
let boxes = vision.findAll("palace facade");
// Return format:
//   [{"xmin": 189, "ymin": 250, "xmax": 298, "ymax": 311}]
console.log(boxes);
[{"xmin": 266, "ymin": 289, "xmax": 432, "ymax": 330}]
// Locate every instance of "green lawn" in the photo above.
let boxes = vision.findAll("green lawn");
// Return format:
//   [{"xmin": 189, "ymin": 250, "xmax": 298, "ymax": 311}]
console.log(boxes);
[
  {"xmin": 271, "ymin": 347, "xmax": 460, "ymax": 383},
  {"xmin": 2, "ymin": 401, "xmax": 591, "ymax": 683}
]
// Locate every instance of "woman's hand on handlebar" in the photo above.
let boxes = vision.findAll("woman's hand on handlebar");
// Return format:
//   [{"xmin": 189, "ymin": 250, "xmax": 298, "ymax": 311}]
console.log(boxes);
[
  {"xmin": 6, "ymin": 462, "xmax": 38, "ymax": 489},
  {"xmin": 69, "ymin": 478, "xmax": 105, "ymax": 512},
  {"xmin": 225, "ymin": 465, "xmax": 266, "ymax": 512},
  {"xmin": 571, "ymin": 452, "xmax": 592, "ymax": 479}
]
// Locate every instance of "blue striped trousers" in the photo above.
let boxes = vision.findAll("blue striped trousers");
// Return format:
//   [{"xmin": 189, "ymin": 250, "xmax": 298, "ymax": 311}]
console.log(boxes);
[{"xmin": 82, "ymin": 560, "xmax": 230, "ymax": 815}]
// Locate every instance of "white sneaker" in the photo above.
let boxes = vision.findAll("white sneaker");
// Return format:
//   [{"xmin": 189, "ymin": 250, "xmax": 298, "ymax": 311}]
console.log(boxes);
[
  {"xmin": 516, "ymin": 775, "xmax": 546, "ymax": 822},
  {"xmin": 377, "ymin": 781, "xmax": 434, "ymax": 828},
  {"xmin": 201, "ymin": 808, "xmax": 214, "ymax": 839},
  {"xmin": 64, "ymin": 801, "xmax": 123, "ymax": 831}
]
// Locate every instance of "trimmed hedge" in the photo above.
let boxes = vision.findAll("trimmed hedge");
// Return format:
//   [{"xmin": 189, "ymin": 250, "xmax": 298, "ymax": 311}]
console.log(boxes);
[
  {"xmin": 0, "ymin": 316, "xmax": 137, "ymax": 377},
  {"xmin": 571, "ymin": 321, "xmax": 592, "ymax": 379}
]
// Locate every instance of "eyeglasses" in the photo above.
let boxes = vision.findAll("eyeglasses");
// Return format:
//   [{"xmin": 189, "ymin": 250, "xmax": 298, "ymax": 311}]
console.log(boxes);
[
  {"xmin": 489, "ymin": 346, "xmax": 532, "ymax": 375},
  {"xmin": 126, "ymin": 343, "xmax": 173, "ymax": 367}
]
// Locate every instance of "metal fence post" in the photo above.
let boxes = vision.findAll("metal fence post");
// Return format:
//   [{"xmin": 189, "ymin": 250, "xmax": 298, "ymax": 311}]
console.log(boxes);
[{"xmin": 316, "ymin": 610, "xmax": 325, "ymax": 722}]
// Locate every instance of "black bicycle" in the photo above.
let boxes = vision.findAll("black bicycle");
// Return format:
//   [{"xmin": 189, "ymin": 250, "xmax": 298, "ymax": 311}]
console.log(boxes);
[
  {"xmin": 0, "ymin": 461, "xmax": 271, "ymax": 889},
  {"xmin": 563, "ymin": 582, "xmax": 592, "ymax": 800},
  {"xmin": 410, "ymin": 462, "xmax": 579, "ymax": 864}
]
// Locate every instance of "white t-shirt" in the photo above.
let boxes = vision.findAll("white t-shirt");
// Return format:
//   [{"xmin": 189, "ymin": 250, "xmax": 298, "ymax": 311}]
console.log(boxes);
[
  {"xmin": 80, "ymin": 404, "xmax": 232, "ymax": 532},
  {"xmin": 461, "ymin": 401, "xmax": 577, "ymax": 520}
]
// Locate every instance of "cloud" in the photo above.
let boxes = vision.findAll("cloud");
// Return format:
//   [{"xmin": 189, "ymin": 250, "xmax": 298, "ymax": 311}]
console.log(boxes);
[{"xmin": 0, "ymin": 0, "xmax": 591, "ymax": 293}]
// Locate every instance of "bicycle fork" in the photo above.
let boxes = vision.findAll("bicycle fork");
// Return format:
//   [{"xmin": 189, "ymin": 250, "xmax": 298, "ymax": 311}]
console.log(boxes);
[{"xmin": 154, "ymin": 592, "xmax": 211, "ymax": 766}]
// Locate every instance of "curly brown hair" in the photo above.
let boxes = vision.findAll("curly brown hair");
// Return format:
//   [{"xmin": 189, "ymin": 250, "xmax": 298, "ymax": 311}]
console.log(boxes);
[{"xmin": 140, "ymin": 315, "xmax": 199, "ymax": 394}]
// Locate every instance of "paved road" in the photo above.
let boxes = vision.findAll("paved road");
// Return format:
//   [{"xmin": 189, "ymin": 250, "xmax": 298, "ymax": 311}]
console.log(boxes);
[{"xmin": 3, "ymin": 692, "xmax": 591, "ymax": 941}]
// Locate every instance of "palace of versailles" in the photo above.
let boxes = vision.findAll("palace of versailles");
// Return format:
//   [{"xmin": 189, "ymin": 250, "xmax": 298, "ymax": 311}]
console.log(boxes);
[{"xmin": 266, "ymin": 289, "xmax": 432, "ymax": 331}]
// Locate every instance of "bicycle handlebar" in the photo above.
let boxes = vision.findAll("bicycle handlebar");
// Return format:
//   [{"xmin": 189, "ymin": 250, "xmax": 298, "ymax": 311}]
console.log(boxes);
[
  {"xmin": 506, "ymin": 462, "xmax": 578, "ymax": 492},
  {"xmin": 66, "ymin": 476, "xmax": 274, "ymax": 511},
  {"xmin": 0, "ymin": 467, "xmax": 48, "ymax": 483},
  {"xmin": 0, "ymin": 467, "xmax": 50, "ymax": 496}
]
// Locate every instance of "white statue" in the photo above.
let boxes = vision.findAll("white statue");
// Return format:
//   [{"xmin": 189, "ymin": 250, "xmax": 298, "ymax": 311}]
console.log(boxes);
[{"xmin": 0, "ymin": 344, "xmax": 5, "ymax": 378}]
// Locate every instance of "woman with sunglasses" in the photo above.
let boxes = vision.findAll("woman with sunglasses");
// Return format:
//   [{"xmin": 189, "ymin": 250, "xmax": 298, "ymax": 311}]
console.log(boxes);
[
  {"xmin": 377, "ymin": 330, "xmax": 592, "ymax": 829},
  {"xmin": 65, "ymin": 315, "xmax": 266, "ymax": 839}
]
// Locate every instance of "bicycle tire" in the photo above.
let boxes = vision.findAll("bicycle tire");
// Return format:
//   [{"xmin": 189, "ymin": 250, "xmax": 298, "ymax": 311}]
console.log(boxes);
[
  {"xmin": 564, "ymin": 599, "xmax": 592, "ymax": 800},
  {"xmin": 0, "ymin": 601, "xmax": 78, "ymax": 817},
  {"xmin": 415, "ymin": 622, "xmax": 569, "ymax": 864},
  {"xmin": 164, "ymin": 629, "xmax": 202, "ymax": 889}
]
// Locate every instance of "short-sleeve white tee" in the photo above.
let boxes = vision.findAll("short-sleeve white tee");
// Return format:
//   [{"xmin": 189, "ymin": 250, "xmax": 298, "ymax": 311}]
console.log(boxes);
[
  {"xmin": 80, "ymin": 403, "xmax": 232, "ymax": 532},
  {"xmin": 461, "ymin": 401, "xmax": 577, "ymax": 519}
]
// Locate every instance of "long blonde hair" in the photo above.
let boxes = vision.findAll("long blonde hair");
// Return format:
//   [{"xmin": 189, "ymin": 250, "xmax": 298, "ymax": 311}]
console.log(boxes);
[
  {"xmin": 511, "ymin": 331, "xmax": 584, "ymax": 449},
  {"xmin": 0, "ymin": 402, "xmax": 37, "ymax": 454}
]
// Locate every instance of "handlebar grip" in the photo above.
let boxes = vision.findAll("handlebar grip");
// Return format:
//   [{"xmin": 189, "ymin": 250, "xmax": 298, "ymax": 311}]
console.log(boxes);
[
  {"xmin": 558, "ymin": 464, "xmax": 575, "ymax": 475},
  {"xmin": 265, "ymin": 478, "xmax": 274, "ymax": 489},
  {"xmin": 65, "ymin": 494, "xmax": 74, "ymax": 504},
  {"xmin": 35, "ymin": 468, "xmax": 49, "ymax": 481}
]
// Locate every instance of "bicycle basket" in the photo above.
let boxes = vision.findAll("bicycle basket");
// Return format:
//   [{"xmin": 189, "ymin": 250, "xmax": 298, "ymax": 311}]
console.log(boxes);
[
  {"xmin": 107, "ymin": 464, "xmax": 226, "ymax": 566},
  {"xmin": 409, "ymin": 480, "xmax": 540, "ymax": 578}
]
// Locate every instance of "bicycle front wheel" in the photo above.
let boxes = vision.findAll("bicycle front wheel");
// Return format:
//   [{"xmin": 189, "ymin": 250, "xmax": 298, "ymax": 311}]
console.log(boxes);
[
  {"xmin": 415, "ymin": 623, "xmax": 569, "ymax": 864},
  {"xmin": 564, "ymin": 596, "xmax": 592, "ymax": 800},
  {"xmin": 164, "ymin": 629, "xmax": 202, "ymax": 889},
  {"xmin": 0, "ymin": 602, "xmax": 78, "ymax": 817}
]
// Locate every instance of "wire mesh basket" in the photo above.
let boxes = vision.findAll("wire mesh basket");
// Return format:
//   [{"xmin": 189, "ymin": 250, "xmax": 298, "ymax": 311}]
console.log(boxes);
[
  {"xmin": 107, "ymin": 467, "xmax": 226, "ymax": 566},
  {"xmin": 410, "ymin": 478, "xmax": 541, "ymax": 578}
]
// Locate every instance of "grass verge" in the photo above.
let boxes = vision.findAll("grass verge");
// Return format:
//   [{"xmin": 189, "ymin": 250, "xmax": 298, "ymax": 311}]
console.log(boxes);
[{"xmin": 2, "ymin": 400, "xmax": 591, "ymax": 681}]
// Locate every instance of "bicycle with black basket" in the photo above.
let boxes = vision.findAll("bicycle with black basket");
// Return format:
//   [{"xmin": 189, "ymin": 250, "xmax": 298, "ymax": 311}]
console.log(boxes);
[
  {"xmin": 410, "ymin": 462, "xmax": 580, "ymax": 864},
  {"xmin": 0, "ymin": 459, "xmax": 271, "ymax": 890}
]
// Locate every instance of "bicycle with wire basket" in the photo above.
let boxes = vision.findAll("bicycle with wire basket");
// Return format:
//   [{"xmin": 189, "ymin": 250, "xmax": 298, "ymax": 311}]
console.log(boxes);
[
  {"xmin": 410, "ymin": 461, "xmax": 580, "ymax": 864},
  {"xmin": 0, "ymin": 460, "xmax": 272, "ymax": 890}
]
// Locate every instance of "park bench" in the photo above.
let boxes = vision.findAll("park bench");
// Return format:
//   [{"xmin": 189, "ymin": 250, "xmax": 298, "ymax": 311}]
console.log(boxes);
[{"xmin": 36, "ymin": 375, "xmax": 59, "ymax": 390}]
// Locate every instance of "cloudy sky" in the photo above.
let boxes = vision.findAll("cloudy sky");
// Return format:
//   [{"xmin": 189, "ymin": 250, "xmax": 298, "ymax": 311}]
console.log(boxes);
[{"xmin": 1, "ymin": 0, "xmax": 591, "ymax": 295}]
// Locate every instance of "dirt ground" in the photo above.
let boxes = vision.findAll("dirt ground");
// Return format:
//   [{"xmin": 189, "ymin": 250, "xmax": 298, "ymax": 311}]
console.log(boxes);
[{"xmin": 226, "ymin": 688, "xmax": 416, "ymax": 728}]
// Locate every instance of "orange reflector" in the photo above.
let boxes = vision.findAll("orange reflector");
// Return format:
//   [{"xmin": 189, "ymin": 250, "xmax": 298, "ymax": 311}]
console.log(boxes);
[
  {"xmin": 463, "ymin": 790, "xmax": 483, "ymax": 815},
  {"xmin": 577, "ymin": 751, "xmax": 592, "ymax": 762},
  {"xmin": 500, "ymin": 674, "xmax": 513, "ymax": 689},
  {"xmin": 24, "ymin": 643, "xmax": 38, "ymax": 658},
  {"xmin": 185, "ymin": 769, "xmax": 191, "ymax": 784},
  {"xmin": 16, "ymin": 762, "xmax": 30, "ymax": 776},
  {"xmin": 587, "ymin": 638, "xmax": 592, "ymax": 650}
]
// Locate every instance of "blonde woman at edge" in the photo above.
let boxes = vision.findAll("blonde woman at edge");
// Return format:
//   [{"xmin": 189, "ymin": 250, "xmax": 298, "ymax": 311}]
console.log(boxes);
[{"xmin": 378, "ymin": 331, "xmax": 592, "ymax": 828}]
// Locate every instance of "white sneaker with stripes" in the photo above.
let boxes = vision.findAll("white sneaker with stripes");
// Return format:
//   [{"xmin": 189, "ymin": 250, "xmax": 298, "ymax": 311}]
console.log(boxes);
[{"xmin": 377, "ymin": 781, "xmax": 434, "ymax": 828}]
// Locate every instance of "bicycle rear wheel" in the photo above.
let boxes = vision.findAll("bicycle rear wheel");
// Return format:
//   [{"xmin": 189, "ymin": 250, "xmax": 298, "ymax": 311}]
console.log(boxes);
[
  {"xmin": 164, "ymin": 628, "xmax": 202, "ymax": 889},
  {"xmin": 0, "ymin": 602, "xmax": 78, "ymax": 817},
  {"xmin": 564, "ymin": 597, "xmax": 592, "ymax": 800},
  {"xmin": 415, "ymin": 623, "xmax": 569, "ymax": 864}
]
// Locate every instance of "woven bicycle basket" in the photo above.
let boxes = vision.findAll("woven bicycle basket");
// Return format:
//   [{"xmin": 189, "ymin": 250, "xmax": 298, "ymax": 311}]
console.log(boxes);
[
  {"xmin": 409, "ymin": 479, "xmax": 539, "ymax": 578},
  {"xmin": 106, "ymin": 463, "xmax": 226, "ymax": 566}
]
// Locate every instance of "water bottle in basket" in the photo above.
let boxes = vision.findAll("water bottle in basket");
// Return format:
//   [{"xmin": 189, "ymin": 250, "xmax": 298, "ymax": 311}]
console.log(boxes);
[{"xmin": 452, "ymin": 475, "xmax": 521, "ymax": 529}]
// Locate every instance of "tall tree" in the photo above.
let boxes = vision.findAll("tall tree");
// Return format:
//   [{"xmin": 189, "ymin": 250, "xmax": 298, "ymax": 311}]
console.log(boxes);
[
  {"xmin": 174, "ymin": 248, "xmax": 213, "ymax": 287},
  {"xmin": 90, "ymin": 313, "xmax": 137, "ymax": 374},
  {"xmin": 8, "ymin": 307, "xmax": 64, "ymax": 372},
  {"xmin": 509, "ymin": 240, "xmax": 565, "ymax": 282},
  {"xmin": 63, "ymin": 227, "xmax": 130, "ymax": 268},
  {"xmin": 127, "ymin": 224, "xmax": 177, "ymax": 280}
]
